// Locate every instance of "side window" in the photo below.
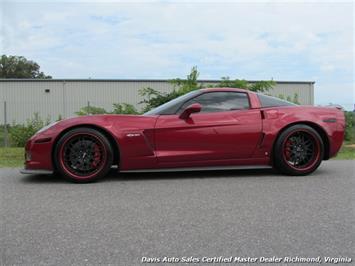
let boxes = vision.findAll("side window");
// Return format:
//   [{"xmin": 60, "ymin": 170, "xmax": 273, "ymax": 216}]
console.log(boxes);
[
  {"xmin": 258, "ymin": 93, "xmax": 296, "ymax": 107},
  {"xmin": 179, "ymin": 92, "xmax": 250, "ymax": 113}
]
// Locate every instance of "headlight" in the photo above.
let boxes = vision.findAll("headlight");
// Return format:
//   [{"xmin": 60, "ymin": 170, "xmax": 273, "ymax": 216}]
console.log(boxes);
[{"xmin": 36, "ymin": 121, "xmax": 58, "ymax": 134}]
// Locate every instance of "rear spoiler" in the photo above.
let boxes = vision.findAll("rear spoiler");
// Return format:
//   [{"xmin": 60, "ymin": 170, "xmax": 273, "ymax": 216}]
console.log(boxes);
[{"xmin": 320, "ymin": 104, "xmax": 344, "ymax": 110}]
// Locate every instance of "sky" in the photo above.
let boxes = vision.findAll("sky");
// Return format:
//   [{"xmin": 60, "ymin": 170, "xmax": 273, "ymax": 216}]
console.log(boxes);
[{"xmin": 1, "ymin": 0, "xmax": 354, "ymax": 110}]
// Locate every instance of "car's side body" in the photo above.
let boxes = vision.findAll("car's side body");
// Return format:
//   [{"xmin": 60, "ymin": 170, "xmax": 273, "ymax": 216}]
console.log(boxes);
[{"xmin": 23, "ymin": 88, "xmax": 345, "ymax": 177}]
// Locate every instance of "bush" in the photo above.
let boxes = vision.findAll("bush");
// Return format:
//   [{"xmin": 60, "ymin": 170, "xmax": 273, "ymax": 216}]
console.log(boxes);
[
  {"xmin": 56, "ymin": 114, "xmax": 63, "ymax": 121},
  {"xmin": 9, "ymin": 113, "xmax": 50, "ymax": 147},
  {"xmin": 139, "ymin": 67, "xmax": 201, "ymax": 112},
  {"xmin": 76, "ymin": 103, "xmax": 140, "ymax": 116},
  {"xmin": 74, "ymin": 67, "xmax": 275, "ymax": 114},
  {"xmin": 75, "ymin": 105, "xmax": 108, "ymax": 116},
  {"xmin": 112, "ymin": 103, "xmax": 140, "ymax": 114},
  {"xmin": 139, "ymin": 67, "xmax": 275, "ymax": 112},
  {"xmin": 276, "ymin": 93, "xmax": 300, "ymax": 104},
  {"xmin": 217, "ymin": 77, "xmax": 275, "ymax": 92},
  {"xmin": 344, "ymin": 111, "xmax": 354, "ymax": 142},
  {"xmin": 139, "ymin": 87, "xmax": 183, "ymax": 113}
]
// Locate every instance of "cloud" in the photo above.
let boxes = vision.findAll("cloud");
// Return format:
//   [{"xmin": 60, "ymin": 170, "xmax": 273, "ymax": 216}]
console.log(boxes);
[{"xmin": 1, "ymin": 1, "xmax": 354, "ymax": 109}]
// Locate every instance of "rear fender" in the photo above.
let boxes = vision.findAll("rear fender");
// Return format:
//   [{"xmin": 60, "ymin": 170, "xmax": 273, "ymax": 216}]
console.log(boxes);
[{"xmin": 254, "ymin": 107, "xmax": 344, "ymax": 161}]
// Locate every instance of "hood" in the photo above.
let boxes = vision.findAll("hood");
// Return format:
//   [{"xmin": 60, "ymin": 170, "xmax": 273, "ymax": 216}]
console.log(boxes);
[{"xmin": 50, "ymin": 114, "xmax": 158, "ymax": 133}]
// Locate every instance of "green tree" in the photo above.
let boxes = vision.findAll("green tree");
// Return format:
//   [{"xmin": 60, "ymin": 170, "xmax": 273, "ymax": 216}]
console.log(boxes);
[
  {"xmin": 112, "ymin": 103, "xmax": 139, "ymax": 114},
  {"xmin": 75, "ymin": 105, "xmax": 107, "ymax": 116},
  {"xmin": 140, "ymin": 67, "xmax": 275, "ymax": 112},
  {"xmin": 215, "ymin": 77, "xmax": 249, "ymax": 89},
  {"xmin": 275, "ymin": 92, "xmax": 300, "ymax": 105},
  {"xmin": 213, "ymin": 77, "xmax": 275, "ymax": 92},
  {"xmin": 76, "ymin": 103, "xmax": 140, "ymax": 116},
  {"xmin": 169, "ymin": 66, "xmax": 202, "ymax": 94},
  {"xmin": 140, "ymin": 66, "xmax": 202, "ymax": 112},
  {"xmin": 292, "ymin": 93, "xmax": 300, "ymax": 104},
  {"xmin": 344, "ymin": 111, "xmax": 353, "ymax": 142},
  {"xmin": 0, "ymin": 55, "xmax": 52, "ymax": 79}
]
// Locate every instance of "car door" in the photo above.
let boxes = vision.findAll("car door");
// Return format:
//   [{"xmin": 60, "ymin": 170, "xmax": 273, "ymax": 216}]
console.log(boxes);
[{"xmin": 154, "ymin": 91, "xmax": 262, "ymax": 164}]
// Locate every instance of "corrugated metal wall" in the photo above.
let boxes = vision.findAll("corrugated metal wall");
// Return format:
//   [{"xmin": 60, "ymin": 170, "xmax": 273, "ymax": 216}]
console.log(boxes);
[{"xmin": 0, "ymin": 80, "xmax": 314, "ymax": 124}]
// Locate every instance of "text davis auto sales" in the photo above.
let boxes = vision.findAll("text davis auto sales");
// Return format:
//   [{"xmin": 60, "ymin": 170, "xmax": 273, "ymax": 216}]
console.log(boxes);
[{"xmin": 141, "ymin": 256, "xmax": 352, "ymax": 264}]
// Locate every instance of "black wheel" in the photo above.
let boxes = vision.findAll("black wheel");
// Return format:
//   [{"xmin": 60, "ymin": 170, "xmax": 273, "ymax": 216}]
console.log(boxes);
[
  {"xmin": 274, "ymin": 125, "xmax": 324, "ymax": 175},
  {"xmin": 54, "ymin": 128, "xmax": 113, "ymax": 183}
]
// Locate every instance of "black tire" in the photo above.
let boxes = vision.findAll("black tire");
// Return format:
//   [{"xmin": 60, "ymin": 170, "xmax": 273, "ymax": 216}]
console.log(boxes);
[
  {"xmin": 273, "ymin": 124, "xmax": 324, "ymax": 175},
  {"xmin": 54, "ymin": 127, "xmax": 113, "ymax": 183}
]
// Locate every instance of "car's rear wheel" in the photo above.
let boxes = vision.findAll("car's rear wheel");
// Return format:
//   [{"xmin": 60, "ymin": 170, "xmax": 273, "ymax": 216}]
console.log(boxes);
[
  {"xmin": 54, "ymin": 128, "xmax": 113, "ymax": 183},
  {"xmin": 274, "ymin": 125, "xmax": 324, "ymax": 175}
]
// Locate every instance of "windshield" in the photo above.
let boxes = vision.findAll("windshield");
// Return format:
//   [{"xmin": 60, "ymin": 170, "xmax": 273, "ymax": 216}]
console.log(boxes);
[{"xmin": 144, "ymin": 90, "xmax": 201, "ymax": 115}]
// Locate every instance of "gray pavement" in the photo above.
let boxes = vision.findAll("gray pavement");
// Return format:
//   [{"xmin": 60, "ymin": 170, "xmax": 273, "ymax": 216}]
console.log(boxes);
[{"xmin": 1, "ymin": 160, "xmax": 354, "ymax": 265}]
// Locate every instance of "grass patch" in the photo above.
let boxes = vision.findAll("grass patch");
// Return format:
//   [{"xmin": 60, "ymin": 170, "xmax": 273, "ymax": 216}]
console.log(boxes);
[
  {"xmin": 0, "ymin": 147, "xmax": 24, "ymax": 168},
  {"xmin": 0, "ymin": 126, "xmax": 12, "ymax": 147},
  {"xmin": 0, "ymin": 142, "xmax": 353, "ymax": 168},
  {"xmin": 334, "ymin": 145, "xmax": 355, "ymax": 160}
]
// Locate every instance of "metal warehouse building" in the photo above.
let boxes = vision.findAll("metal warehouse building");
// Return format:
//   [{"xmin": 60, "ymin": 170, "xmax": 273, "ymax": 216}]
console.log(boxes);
[{"xmin": 0, "ymin": 79, "xmax": 314, "ymax": 124}]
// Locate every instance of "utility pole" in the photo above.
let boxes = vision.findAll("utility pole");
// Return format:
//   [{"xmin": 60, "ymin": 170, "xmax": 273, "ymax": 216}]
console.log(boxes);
[{"xmin": 4, "ymin": 101, "xmax": 8, "ymax": 147}]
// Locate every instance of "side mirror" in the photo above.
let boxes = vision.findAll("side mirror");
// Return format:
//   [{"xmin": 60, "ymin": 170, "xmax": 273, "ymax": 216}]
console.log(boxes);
[{"xmin": 179, "ymin": 103, "xmax": 202, "ymax": 119}]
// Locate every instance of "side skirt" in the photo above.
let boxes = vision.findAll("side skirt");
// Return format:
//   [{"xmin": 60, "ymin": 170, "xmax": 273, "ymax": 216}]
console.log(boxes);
[{"xmin": 120, "ymin": 165, "xmax": 272, "ymax": 173}]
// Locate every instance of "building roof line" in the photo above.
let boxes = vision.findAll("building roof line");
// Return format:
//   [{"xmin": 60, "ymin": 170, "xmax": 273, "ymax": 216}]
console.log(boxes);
[{"xmin": 0, "ymin": 78, "xmax": 315, "ymax": 84}]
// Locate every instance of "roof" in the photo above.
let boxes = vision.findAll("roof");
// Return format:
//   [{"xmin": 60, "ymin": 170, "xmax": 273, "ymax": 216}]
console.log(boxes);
[
  {"xmin": 0, "ymin": 78, "xmax": 315, "ymax": 84},
  {"xmin": 200, "ymin": 87, "xmax": 250, "ymax": 93}
]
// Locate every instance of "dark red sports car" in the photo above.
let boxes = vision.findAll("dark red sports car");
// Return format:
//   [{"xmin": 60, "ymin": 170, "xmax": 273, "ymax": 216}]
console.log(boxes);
[{"xmin": 21, "ymin": 88, "xmax": 345, "ymax": 182}]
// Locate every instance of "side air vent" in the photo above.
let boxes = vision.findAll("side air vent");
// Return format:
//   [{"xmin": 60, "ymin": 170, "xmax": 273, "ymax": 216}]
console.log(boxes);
[{"xmin": 323, "ymin": 118, "xmax": 337, "ymax": 123}]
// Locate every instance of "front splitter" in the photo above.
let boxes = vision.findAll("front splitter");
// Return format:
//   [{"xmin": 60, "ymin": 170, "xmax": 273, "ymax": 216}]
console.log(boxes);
[{"xmin": 20, "ymin": 169, "xmax": 53, "ymax": 175}]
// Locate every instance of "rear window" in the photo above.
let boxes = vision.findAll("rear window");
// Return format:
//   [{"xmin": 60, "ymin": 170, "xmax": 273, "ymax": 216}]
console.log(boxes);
[{"xmin": 258, "ymin": 94, "xmax": 297, "ymax": 108}]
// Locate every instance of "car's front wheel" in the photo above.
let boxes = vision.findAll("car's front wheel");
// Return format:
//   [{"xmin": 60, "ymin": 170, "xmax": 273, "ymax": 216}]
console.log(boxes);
[
  {"xmin": 54, "ymin": 127, "xmax": 113, "ymax": 183},
  {"xmin": 274, "ymin": 124, "xmax": 324, "ymax": 175}
]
